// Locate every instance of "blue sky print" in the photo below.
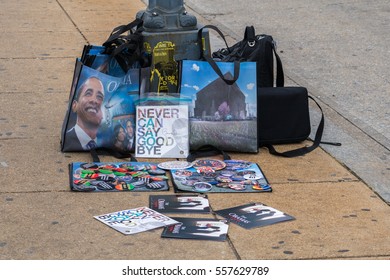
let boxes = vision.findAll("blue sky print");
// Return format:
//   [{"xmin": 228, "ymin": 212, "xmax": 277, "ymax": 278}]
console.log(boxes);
[{"xmin": 180, "ymin": 60, "xmax": 257, "ymax": 118}]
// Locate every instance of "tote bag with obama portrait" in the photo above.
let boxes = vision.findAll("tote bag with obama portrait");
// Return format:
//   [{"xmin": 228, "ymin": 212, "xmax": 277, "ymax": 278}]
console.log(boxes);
[{"xmin": 61, "ymin": 58, "xmax": 139, "ymax": 154}]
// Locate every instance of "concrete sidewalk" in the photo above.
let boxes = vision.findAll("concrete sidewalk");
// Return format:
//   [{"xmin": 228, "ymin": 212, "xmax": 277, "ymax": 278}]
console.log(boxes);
[
  {"xmin": 0, "ymin": 0, "xmax": 389, "ymax": 260},
  {"xmin": 184, "ymin": 0, "xmax": 390, "ymax": 204}
]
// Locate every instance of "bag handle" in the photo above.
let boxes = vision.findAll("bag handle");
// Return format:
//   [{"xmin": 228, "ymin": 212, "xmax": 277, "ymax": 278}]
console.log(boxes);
[
  {"xmin": 103, "ymin": 18, "xmax": 143, "ymax": 47},
  {"xmin": 198, "ymin": 25, "xmax": 240, "ymax": 85},
  {"xmin": 187, "ymin": 145, "xmax": 231, "ymax": 162},
  {"xmin": 247, "ymin": 26, "xmax": 283, "ymax": 87},
  {"xmin": 198, "ymin": 24, "xmax": 230, "ymax": 55},
  {"xmin": 263, "ymin": 96, "xmax": 340, "ymax": 157},
  {"xmin": 244, "ymin": 26, "xmax": 256, "ymax": 46},
  {"xmin": 246, "ymin": 26, "xmax": 284, "ymax": 87},
  {"xmin": 102, "ymin": 19, "xmax": 146, "ymax": 71},
  {"xmin": 109, "ymin": 37, "xmax": 143, "ymax": 71}
]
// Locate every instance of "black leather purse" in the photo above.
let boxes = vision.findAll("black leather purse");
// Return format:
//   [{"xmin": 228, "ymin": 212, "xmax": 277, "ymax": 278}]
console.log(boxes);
[{"xmin": 213, "ymin": 25, "xmax": 284, "ymax": 88}]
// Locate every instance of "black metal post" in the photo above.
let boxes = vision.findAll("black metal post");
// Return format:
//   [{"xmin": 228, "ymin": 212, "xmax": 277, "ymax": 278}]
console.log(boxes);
[
  {"xmin": 137, "ymin": 0, "xmax": 197, "ymax": 31},
  {"xmin": 137, "ymin": 0, "xmax": 210, "ymax": 94}
]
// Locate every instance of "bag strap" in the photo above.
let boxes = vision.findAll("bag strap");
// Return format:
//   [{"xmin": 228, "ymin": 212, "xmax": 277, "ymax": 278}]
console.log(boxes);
[
  {"xmin": 263, "ymin": 96, "xmax": 340, "ymax": 157},
  {"xmin": 198, "ymin": 24, "xmax": 230, "ymax": 54},
  {"xmin": 244, "ymin": 26, "xmax": 284, "ymax": 87},
  {"xmin": 89, "ymin": 148, "xmax": 137, "ymax": 163},
  {"xmin": 198, "ymin": 25, "xmax": 240, "ymax": 85},
  {"xmin": 187, "ymin": 145, "xmax": 231, "ymax": 162},
  {"xmin": 102, "ymin": 19, "xmax": 145, "ymax": 72},
  {"xmin": 248, "ymin": 27, "xmax": 284, "ymax": 86},
  {"xmin": 273, "ymin": 45, "xmax": 284, "ymax": 87},
  {"xmin": 103, "ymin": 18, "xmax": 143, "ymax": 46},
  {"xmin": 110, "ymin": 36, "xmax": 143, "ymax": 71}
]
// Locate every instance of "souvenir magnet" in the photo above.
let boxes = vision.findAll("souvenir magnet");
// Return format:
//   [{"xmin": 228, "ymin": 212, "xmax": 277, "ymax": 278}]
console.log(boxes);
[
  {"xmin": 151, "ymin": 176, "xmax": 169, "ymax": 181},
  {"xmin": 220, "ymin": 170, "xmax": 235, "ymax": 177},
  {"xmin": 196, "ymin": 166, "xmax": 215, "ymax": 175},
  {"xmin": 81, "ymin": 163, "xmax": 99, "ymax": 169},
  {"xmin": 133, "ymin": 165, "xmax": 146, "ymax": 171},
  {"xmin": 224, "ymin": 160, "xmax": 253, "ymax": 170},
  {"xmin": 72, "ymin": 185, "xmax": 96, "ymax": 192},
  {"xmin": 231, "ymin": 175, "xmax": 245, "ymax": 181},
  {"xmin": 192, "ymin": 159, "xmax": 226, "ymax": 170},
  {"xmin": 158, "ymin": 161, "xmax": 193, "ymax": 170},
  {"xmin": 125, "ymin": 184, "xmax": 136, "ymax": 191},
  {"xmin": 243, "ymin": 173, "xmax": 264, "ymax": 180},
  {"xmin": 99, "ymin": 169, "xmax": 114, "ymax": 174},
  {"xmin": 96, "ymin": 175, "xmax": 116, "ymax": 182},
  {"xmin": 91, "ymin": 181, "xmax": 115, "ymax": 190},
  {"xmin": 132, "ymin": 171, "xmax": 149, "ymax": 178},
  {"xmin": 129, "ymin": 179, "xmax": 146, "ymax": 187},
  {"xmin": 74, "ymin": 179, "xmax": 90, "ymax": 185},
  {"xmin": 148, "ymin": 169, "xmax": 166, "ymax": 175},
  {"xmin": 147, "ymin": 182, "xmax": 164, "ymax": 189},
  {"xmin": 229, "ymin": 183, "xmax": 246, "ymax": 191},
  {"xmin": 139, "ymin": 177, "xmax": 151, "ymax": 184},
  {"xmin": 192, "ymin": 182, "xmax": 213, "ymax": 192},
  {"xmin": 237, "ymin": 170, "xmax": 257, "ymax": 176},
  {"xmin": 252, "ymin": 184, "xmax": 271, "ymax": 191},
  {"xmin": 262, "ymin": 184, "xmax": 272, "ymax": 191},
  {"xmin": 81, "ymin": 173, "xmax": 98, "ymax": 179},
  {"xmin": 99, "ymin": 165, "xmax": 115, "ymax": 170},
  {"xmin": 216, "ymin": 183, "xmax": 230, "ymax": 188},
  {"xmin": 113, "ymin": 168, "xmax": 128, "ymax": 173},
  {"xmin": 119, "ymin": 163, "xmax": 135, "ymax": 171},
  {"xmin": 182, "ymin": 179, "xmax": 199, "ymax": 186},
  {"xmin": 115, "ymin": 183, "xmax": 135, "ymax": 191},
  {"xmin": 173, "ymin": 170, "xmax": 193, "ymax": 178},
  {"xmin": 81, "ymin": 169, "xmax": 95, "ymax": 174},
  {"xmin": 216, "ymin": 176, "xmax": 232, "ymax": 183},
  {"xmin": 114, "ymin": 171, "xmax": 127, "ymax": 176}
]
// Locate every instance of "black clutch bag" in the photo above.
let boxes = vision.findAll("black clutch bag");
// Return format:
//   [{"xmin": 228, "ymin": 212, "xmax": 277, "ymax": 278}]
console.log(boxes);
[{"xmin": 258, "ymin": 87, "xmax": 338, "ymax": 157}]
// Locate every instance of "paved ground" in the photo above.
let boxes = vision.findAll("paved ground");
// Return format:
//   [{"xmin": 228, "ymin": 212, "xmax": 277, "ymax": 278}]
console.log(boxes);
[
  {"xmin": 183, "ymin": 0, "xmax": 390, "ymax": 203},
  {"xmin": 0, "ymin": 0, "xmax": 389, "ymax": 260}
]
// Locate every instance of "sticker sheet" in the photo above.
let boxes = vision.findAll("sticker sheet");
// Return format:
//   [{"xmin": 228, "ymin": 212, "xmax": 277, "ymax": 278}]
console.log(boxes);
[
  {"xmin": 161, "ymin": 217, "xmax": 229, "ymax": 241},
  {"xmin": 149, "ymin": 195, "xmax": 211, "ymax": 213},
  {"xmin": 215, "ymin": 203, "xmax": 295, "ymax": 229},
  {"xmin": 94, "ymin": 207, "xmax": 178, "ymax": 235}
]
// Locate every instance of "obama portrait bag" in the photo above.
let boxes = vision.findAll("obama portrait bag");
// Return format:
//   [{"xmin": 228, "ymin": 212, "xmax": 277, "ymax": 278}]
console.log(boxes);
[{"xmin": 60, "ymin": 55, "xmax": 139, "ymax": 154}]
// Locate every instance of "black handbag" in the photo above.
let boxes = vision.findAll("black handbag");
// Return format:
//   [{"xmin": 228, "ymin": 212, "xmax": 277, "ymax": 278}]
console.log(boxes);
[
  {"xmin": 212, "ymin": 25, "xmax": 284, "ymax": 88},
  {"xmin": 258, "ymin": 87, "xmax": 340, "ymax": 157}
]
